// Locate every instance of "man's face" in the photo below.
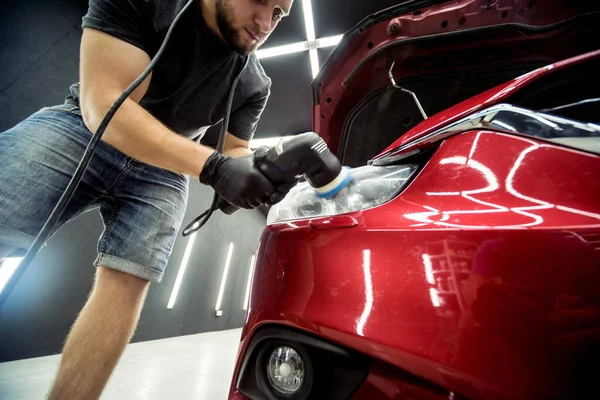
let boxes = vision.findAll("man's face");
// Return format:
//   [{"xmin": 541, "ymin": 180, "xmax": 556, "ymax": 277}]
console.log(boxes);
[{"xmin": 215, "ymin": 0, "xmax": 293, "ymax": 54}]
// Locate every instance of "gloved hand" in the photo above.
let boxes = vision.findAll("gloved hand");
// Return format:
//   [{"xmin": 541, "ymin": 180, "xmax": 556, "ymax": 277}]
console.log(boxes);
[
  {"xmin": 253, "ymin": 145, "xmax": 299, "ymax": 206},
  {"xmin": 200, "ymin": 151, "xmax": 275, "ymax": 209}
]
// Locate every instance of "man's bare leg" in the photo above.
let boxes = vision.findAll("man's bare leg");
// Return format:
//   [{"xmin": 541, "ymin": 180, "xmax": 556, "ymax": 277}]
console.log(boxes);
[{"xmin": 47, "ymin": 266, "xmax": 150, "ymax": 400}]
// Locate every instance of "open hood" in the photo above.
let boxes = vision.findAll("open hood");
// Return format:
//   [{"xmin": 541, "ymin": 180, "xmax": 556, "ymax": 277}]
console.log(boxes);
[{"xmin": 313, "ymin": 0, "xmax": 600, "ymax": 167}]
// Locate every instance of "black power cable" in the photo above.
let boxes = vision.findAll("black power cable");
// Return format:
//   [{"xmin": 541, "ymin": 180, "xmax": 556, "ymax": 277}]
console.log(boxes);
[
  {"xmin": 0, "ymin": 0, "xmax": 244, "ymax": 306},
  {"xmin": 182, "ymin": 55, "xmax": 249, "ymax": 237}
]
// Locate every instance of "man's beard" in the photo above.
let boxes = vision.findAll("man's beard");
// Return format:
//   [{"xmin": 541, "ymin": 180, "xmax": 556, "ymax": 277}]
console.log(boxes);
[{"xmin": 216, "ymin": 0, "xmax": 259, "ymax": 54}]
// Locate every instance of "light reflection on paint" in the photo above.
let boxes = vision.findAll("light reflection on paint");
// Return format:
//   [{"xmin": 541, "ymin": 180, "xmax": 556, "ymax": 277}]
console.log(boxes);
[
  {"xmin": 356, "ymin": 249, "xmax": 373, "ymax": 337},
  {"xmin": 429, "ymin": 288, "xmax": 441, "ymax": 307},
  {"xmin": 468, "ymin": 131, "xmax": 482, "ymax": 159},
  {"xmin": 491, "ymin": 120, "xmax": 517, "ymax": 132},
  {"xmin": 405, "ymin": 133, "xmax": 600, "ymax": 229},
  {"xmin": 423, "ymin": 254, "xmax": 435, "ymax": 285},
  {"xmin": 440, "ymin": 157, "xmax": 498, "ymax": 192}
]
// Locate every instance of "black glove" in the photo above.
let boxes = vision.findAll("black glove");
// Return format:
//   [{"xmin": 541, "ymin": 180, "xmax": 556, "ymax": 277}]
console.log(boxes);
[
  {"xmin": 253, "ymin": 145, "xmax": 299, "ymax": 206},
  {"xmin": 265, "ymin": 180, "xmax": 299, "ymax": 206},
  {"xmin": 200, "ymin": 152, "xmax": 276, "ymax": 209}
]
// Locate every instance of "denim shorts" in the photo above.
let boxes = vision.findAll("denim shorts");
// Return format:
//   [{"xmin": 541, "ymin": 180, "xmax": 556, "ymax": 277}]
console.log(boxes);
[{"xmin": 0, "ymin": 103, "xmax": 189, "ymax": 282}]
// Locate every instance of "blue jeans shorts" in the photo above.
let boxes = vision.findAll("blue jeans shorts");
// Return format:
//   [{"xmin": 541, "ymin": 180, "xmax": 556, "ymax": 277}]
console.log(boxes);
[{"xmin": 0, "ymin": 103, "xmax": 189, "ymax": 282}]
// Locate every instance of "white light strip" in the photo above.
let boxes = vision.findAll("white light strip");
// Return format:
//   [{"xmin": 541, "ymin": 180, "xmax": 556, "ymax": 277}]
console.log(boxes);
[
  {"xmin": 215, "ymin": 242, "xmax": 235, "ymax": 315},
  {"xmin": 167, "ymin": 233, "xmax": 197, "ymax": 309},
  {"xmin": 356, "ymin": 249, "xmax": 373, "ymax": 336},
  {"xmin": 422, "ymin": 254, "xmax": 435, "ymax": 285},
  {"xmin": 302, "ymin": 0, "xmax": 316, "ymax": 42},
  {"xmin": 256, "ymin": 35, "xmax": 343, "ymax": 61},
  {"xmin": 309, "ymin": 48, "xmax": 320, "ymax": 79},
  {"xmin": 243, "ymin": 254, "xmax": 256, "ymax": 311},
  {"xmin": 429, "ymin": 288, "xmax": 441, "ymax": 307},
  {"xmin": 255, "ymin": 1, "xmax": 343, "ymax": 79},
  {"xmin": 0, "ymin": 257, "xmax": 23, "ymax": 295},
  {"xmin": 256, "ymin": 41, "xmax": 308, "ymax": 59},
  {"xmin": 302, "ymin": 0, "xmax": 319, "ymax": 78},
  {"xmin": 317, "ymin": 34, "xmax": 343, "ymax": 48}
]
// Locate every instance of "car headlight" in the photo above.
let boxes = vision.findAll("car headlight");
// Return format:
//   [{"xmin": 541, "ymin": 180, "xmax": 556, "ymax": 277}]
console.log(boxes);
[{"xmin": 267, "ymin": 164, "xmax": 417, "ymax": 225}]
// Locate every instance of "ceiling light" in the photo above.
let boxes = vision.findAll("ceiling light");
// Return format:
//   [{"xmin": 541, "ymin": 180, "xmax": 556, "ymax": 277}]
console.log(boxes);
[
  {"xmin": 215, "ymin": 242, "xmax": 235, "ymax": 316},
  {"xmin": 309, "ymin": 49, "xmax": 320, "ymax": 79},
  {"xmin": 0, "ymin": 257, "xmax": 23, "ymax": 295},
  {"xmin": 301, "ymin": 0, "xmax": 319, "ymax": 78},
  {"xmin": 301, "ymin": 0, "xmax": 316, "ymax": 42},
  {"xmin": 317, "ymin": 35, "xmax": 343, "ymax": 48},
  {"xmin": 256, "ymin": 42, "xmax": 308, "ymax": 59},
  {"xmin": 167, "ymin": 232, "xmax": 197, "ymax": 309}
]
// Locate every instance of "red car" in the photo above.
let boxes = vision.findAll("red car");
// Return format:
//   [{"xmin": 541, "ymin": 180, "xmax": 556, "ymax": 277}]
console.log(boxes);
[{"xmin": 230, "ymin": 1, "xmax": 600, "ymax": 399}]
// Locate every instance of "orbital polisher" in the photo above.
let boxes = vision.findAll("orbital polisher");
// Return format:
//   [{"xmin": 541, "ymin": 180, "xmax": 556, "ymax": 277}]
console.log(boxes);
[{"xmin": 220, "ymin": 131, "xmax": 353, "ymax": 214}]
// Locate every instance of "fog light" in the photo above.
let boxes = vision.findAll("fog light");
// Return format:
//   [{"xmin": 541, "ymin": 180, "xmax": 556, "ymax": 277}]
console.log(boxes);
[{"xmin": 266, "ymin": 346, "xmax": 305, "ymax": 395}]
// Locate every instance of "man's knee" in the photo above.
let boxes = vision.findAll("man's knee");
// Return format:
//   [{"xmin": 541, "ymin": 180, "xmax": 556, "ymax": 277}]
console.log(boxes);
[{"xmin": 93, "ymin": 266, "xmax": 150, "ymax": 304}]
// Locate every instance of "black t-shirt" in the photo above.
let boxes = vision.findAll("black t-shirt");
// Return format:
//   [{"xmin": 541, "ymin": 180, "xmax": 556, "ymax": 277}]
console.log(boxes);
[{"xmin": 65, "ymin": 0, "xmax": 271, "ymax": 142}]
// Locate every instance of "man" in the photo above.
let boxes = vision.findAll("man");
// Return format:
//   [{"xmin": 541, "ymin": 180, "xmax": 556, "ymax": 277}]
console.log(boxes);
[{"xmin": 0, "ymin": 0, "xmax": 294, "ymax": 398}]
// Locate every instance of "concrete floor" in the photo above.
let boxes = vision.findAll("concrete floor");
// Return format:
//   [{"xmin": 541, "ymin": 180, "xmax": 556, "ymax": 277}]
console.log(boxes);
[{"xmin": 0, "ymin": 328, "xmax": 242, "ymax": 399}]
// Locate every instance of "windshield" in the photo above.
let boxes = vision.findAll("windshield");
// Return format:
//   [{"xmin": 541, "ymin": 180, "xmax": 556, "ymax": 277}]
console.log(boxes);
[
  {"xmin": 485, "ymin": 105, "xmax": 600, "ymax": 155},
  {"xmin": 375, "ymin": 103, "xmax": 600, "ymax": 166}
]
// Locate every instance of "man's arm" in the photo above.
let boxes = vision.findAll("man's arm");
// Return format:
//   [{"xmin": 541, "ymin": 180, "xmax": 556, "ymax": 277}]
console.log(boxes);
[
  {"xmin": 79, "ymin": 28, "xmax": 214, "ymax": 177},
  {"xmin": 221, "ymin": 132, "xmax": 253, "ymax": 158}
]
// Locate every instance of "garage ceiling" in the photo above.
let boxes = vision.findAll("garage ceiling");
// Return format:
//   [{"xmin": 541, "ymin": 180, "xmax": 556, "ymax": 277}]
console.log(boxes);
[
  {"xmin": 249, "ymin": 0, "xmax": 408, "ymax": 139},
  {"xmin": 0, "ymin": 0, "xmax": 406, "ymax": 141}
]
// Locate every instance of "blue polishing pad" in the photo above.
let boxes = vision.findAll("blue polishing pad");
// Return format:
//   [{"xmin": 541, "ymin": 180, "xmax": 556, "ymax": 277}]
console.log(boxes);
[{"xmin": 314, "ymin": 167, "xmax": 353, "ymax": 199}]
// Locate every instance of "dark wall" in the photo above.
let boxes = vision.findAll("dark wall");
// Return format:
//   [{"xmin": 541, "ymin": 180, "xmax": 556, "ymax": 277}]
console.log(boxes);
[
  {"xmin": 0, "ymin": 0, "xmax": 400, "ymax": 361},
  {"xmin": 0, "ymin": 0, "xmax": 265, "ymax": 362},
  {"xmin": 0, "ymin": 183, "xmax": 266, "ymax": 361}
]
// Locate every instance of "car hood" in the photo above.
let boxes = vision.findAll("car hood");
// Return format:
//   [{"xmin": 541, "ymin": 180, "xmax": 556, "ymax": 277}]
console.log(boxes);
[{"xmin": 312, "ymin": 0, "xmax": 600, "ymax": 166}]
